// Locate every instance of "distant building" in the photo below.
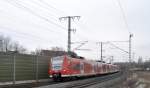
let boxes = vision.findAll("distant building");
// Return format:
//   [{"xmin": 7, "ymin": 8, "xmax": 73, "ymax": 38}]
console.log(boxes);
[
  {"xmin": 40, "ymin": 50, "xmax": 67, "ymax": 57},
  {"xmin": 40, "ymin": 50, "xmax": 81, "ymax": 58},
  {"xmin": 0, "ymin": 50, "xmax": 18, "ymax": 55}
]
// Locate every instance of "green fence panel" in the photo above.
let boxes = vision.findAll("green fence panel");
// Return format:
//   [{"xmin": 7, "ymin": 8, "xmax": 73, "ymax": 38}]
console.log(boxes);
[
  {"xmin": 0, "ymin": 55, "xmax": 13, "ymax": 82},
  {"xmin": 37, "ymin": 56, "xmax": 51, "ymax": 79},
  {"xmin": 0, "ymin": 54, "xmax": 51, "ymax": 82},
  {"xmin": 15, "ymin": 54, "xmax": 36, "ymax": 81}
]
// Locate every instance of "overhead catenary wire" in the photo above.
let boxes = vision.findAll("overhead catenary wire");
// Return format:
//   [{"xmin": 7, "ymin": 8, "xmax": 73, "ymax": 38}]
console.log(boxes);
[
  {"xmin": 0, "ymin": 28, "xmax": 66, "ymax": 51},
  {"xmin": 1, "ymin": 0, "xmax": 68, "ymax": 36},
  {"xmin": 101, "ymin": 41, "xmax": 129, "ymax": 62},
  {"xmin": 34, "ymin": 0, "xmax": 89, "ymax": 41},
  {"xmin": 27, "ymin": 0, "xmax": 89, "ymax": 41},
  {"xmin": 24, "ymin": 0, "xmax": 61, "ymax": 21},
  {"xmin": 115, "ymin": 0, "xmax": 131, "ymax": 34},
  {"xmin": 0, "ymin": 25, "xmax": 67, "ymax": 47},
  {"xmin": 37, "ymin": 0, "xmax": 67, "ymax": 16},
  {"xmin": 1, "ymin": 0, "xmax": 67, "ymax": 38},
  {"xmin": 2, "ymin": 0, "xmax": 93, "ymax": 52},
  {"xmin": 4, "ymin": 0, "xmax": 67, "ymax": 31},
  {"xmin": 13, "ymin": 0, "xmax": 67, "ymax": 34},
  {"xmin": 23, "ymin": 0, "xmax": 69, "ymax": 35},
  {"xmin": 0, "ymin": 26, "xmax": 56, "ymax": 44},
  {"xmin": 108, "ymin": 42, "xmax": 129, "ymax": 54},
  {"xmin": 35, "ymin": 0, "xmax": 87, "ymax": 40},
  {"xmin": 14, "ymin": 0, "xmax": 67, "ymax": 30},
  {"xmin": 72, "ymin": 23, "xmax": 90, "ymax": 41},
  {"xmin": 2, "ymin": 0, "xmax": 87, "ymax": 51},
  {"xmin": 0, "ymin": 29, "xmax": 49, "ymax": 44}
]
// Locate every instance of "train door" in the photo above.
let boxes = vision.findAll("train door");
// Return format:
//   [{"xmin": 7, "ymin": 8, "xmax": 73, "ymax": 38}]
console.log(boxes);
[
  {"xmin": 92, "ymin": 63, "xmax": 95, "ymax": 73},
  {"xmin": 94, "ymin": 62, "xmax": 98, "ymax": 74},
  {"xmin": 80, "ymin": 62, "xmax": 84, "ymax": 74}
]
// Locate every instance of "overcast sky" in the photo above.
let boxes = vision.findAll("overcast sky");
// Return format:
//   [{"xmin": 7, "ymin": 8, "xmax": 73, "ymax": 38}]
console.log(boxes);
[{"xmin": 0, "ymin": 0, "xmax": 150, "ymax": 62}]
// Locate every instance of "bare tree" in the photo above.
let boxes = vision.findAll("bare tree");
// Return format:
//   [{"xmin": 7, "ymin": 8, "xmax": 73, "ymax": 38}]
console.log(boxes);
[
  {"xmin": 32, "ymin": 48, "xmax": 42, "ymax": 55},
  {"xmin": 0, "ymin": 35, "xmax": 27, "ymax": 54},
  {"xmin": 19, "ymin": 46, "xmax": 26, "ymax": 54},
  {"xmin": 0, "ymin": 36, "xmax": 11, "ymax": 52},
  {"xmin": 51, "ymin": 47, "xmax": 64, "ymax": 51}
]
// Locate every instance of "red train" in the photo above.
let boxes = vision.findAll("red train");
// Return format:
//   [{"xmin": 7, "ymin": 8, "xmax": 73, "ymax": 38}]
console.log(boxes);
[{"xmin": 48, "ymin": 55, "xmax": 119, "ymax": 81}]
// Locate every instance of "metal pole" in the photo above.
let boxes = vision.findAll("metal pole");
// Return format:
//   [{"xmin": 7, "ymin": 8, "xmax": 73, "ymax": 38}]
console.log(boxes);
[
  {"xmin": 101, "ymin": 42, "xmax": 103, "ymax": 61},
  {"xmin": 129, "ymin": 34, "xmax": 132, "ymax": 63},
  {"xmin": 13, "ymin": 55, "xmax": 16, "ymax": 84},
  {"xmin": 36, "ymin": 55, "xmax": 39, "ymax": 82},
  {"xmin": 68, "ymin": 16, "xmax": 71, "ymax": 53},
  {"xmin": 0, "ymin": 40, "xmax": 3, "ymax": 52},
  {"xmin": 132, "ymin": 52, "xmax": 135, "ymax": 62},
  {"xmin": 59, "ymin": 16, "xmax": 80, "ymax": 53}
]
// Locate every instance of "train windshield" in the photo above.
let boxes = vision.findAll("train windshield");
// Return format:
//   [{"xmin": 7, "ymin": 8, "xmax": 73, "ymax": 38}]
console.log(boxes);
[{"xmin": 51, "ymin": 56, "xmax": 64, "ymax": 70}]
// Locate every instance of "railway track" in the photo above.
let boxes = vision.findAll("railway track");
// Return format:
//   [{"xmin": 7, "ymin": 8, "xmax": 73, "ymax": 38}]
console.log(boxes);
[
  {"xmin": 65, "ymin": 72, "xmax": 122, "ymax": 88},
  {"xmin": 0, "ymin": 72, "xmax": 122, "ymax": 88},
  {"xmin": 36, "ymin": 72, "xmax": 122, "ymax": 88},
  {"xmin": 0, "ymin": 81, "xmax": 57, "ymax": 88}
]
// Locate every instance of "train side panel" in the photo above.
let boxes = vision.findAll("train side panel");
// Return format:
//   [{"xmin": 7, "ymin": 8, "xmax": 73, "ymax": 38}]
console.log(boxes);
[{"xmin": 48, "ymin": 55, "xmax": 119, "ymax": 81}]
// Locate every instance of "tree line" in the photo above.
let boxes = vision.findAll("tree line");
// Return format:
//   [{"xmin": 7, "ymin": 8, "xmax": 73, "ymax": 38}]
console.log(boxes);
[{"xmin": 0, "ymin": 35, "xmax": 26, "ymax": 54}]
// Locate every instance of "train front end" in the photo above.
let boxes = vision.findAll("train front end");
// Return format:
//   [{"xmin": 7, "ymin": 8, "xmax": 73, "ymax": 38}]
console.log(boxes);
[{"xmin": 48, "ymin": 55, "xmax": 70, "ymax": 81}]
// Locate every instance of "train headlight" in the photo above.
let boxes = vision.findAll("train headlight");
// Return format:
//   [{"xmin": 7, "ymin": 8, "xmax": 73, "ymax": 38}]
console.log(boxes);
[
  {"xmin": 48, "ymin": 70, "xmax": 51, "ymax": 74},
  {"xmin": 63, "ymin": 69, "xmax": 66, "ymax": 72}
]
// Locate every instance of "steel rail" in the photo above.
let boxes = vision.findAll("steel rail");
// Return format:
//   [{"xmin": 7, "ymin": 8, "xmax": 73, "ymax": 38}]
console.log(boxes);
[{"xmin": 65, "ymin": 72, "xmax": 122, "ymax": 88}]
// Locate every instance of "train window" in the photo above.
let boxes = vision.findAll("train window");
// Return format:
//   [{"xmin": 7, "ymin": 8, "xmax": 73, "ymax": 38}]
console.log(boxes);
[
  {"xmin": 94, "ymin": 64, "xmax": 97, "ymax": 72},
  {"xmin": 80, "ymin": 62, "xmax": 84, "ymax": 70},
  {"xmin": 51, "ymin": 56, "xmax": 64, "ymax": 70},
  {"xmin": 72, "ymin": 63, "xmax": 81, "ymax": 70}
]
